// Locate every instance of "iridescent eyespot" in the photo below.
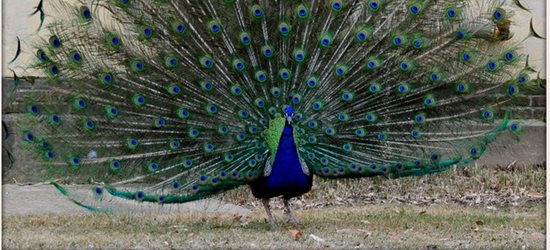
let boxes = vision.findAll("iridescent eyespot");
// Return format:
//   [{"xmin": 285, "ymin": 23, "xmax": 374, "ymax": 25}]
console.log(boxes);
[
  {"xmin": 132, "ymin": 94, "xmax": 146, "ymax": 106},
  {"xmin": 342, "ymin": 91, "xmax": 354, "ymax": 101},
  {"xmin": 392, "ymin": 35, "xmax": 405, "ymax": 46},
  {"xmin": 218, "ymin": 125, "xmax": 230, "ymax": 135},
  {"xmin": 49, "ymin": 114, "xmax": 61, "ymax": 126},
  {"xmin": 411, "ymin": 36, "xmax": 427, "ymax": 49},
  {"xmin": 429, "ymin": 71, "xmax": 443, "ymax": 83},
  {"xmin": 70, "ymin": 51, "xmax": 83, "ymax": 64},
  {"xmin": 262, "ymin": 45, "xmax": 274, "ymax": 58},
  {"xmin": 251, "ymin": 5, "xmax": 264, "ymax": 18},
  {"xmin": 518, "ymin": 73, "xmax": 530, "ymax": 84},
  {"xmin": 409, "ymin": 4, "xmax": 421, "ymax": 15},
  {"xmin": 446, "ymin": 8, "xmax": 458, "ymax": 18},
  {"xmin": 232, "ymin": 58, "xmax": 246, "ymax": 72},
  {"xmin": 411, "ymin": 129, "xmax": 421, "ymax": 138},
  {"xmin": 239, "ymin": 32, "xmax": 252, "ymax": 46},
  {"xmin": 164, "ymin": 56, "xmax": 178, "ymax": 68},
  {"xmin": 238, "ymin": 110, "xmax": 249, "ymax": 119},
  {"xmin": 130, "ymin": 60, "xmax": 145, "ymax": 73},
  {"xmin": 293, "ymin": 49, "xmax": 306, "ymax": 62},
  {"xmin": 320, "ymin": 32, "xmax": 333, "ymax": 47},
  {"xmin": 331, "ymin": 0, "xmax": 343, "ymax": 11},
  {"xmin": 231, "ymin": 85, "xmax": 243, "ymax": 96},
  {"xmin": 308, "ymin": 120, "xmax": 318, "ymax": 129},
  {"xmin": 135, "ymin": 191, "xmax": 145, "ymax": 201},
  {"xmin": 507, "ymin": 85, "xmax": 519, "ymax": 96},
  {"xmin": 37, "ymin": 49, "xmax": 48, "ymax": 61},
  {"xmin": 493, "ymin": 8, "xmax": 505, "ymax": 21},
  {"xmin": 166, "ymin": 83, "xmax": 182, "ymax": 96},
  {"xmin": 279, "ymin": 68, "xmax": 291, "ymax": 81},
  {"xmin": 481, "ymin": 109, "xmax": 494, "ymax": 122},
  {"xmin": 72, "ymin": 97, "xmax": 87, "ymax": 111},
  {"xmin": 50, "ymin": 36, "xmax": 61, "ymax": 48},
  {"xmin": 199, "ymin": 55, "xmax": 214, "ymax": 69},
  {"xmin": 206, "ymin": 103, "xmax": 218, "ymax": 114},
  {"xmin": 82, "ymin": 118, "xmax": 95, "ymax": 131},
  {"xmin": 23, "ymin": 131, "xmax": 34, "ymax": 142},
  {"xmin": 271, "ymin": 87, "xmax": 281, "ymax": 97},
  {"xmin": 279, "ymin": 22, "xmax": 291, "ymax": 36},
  {"xmin": 456, "ymin": 30, "xmax": 468, "ymax": 40},
  {"xmin": 208, "ymin": 20, "xmax": 222, "ymax": 34},
  {"xmin": 153, "ymin": 117, "xmax": 166, "ymax": 128},
  {"xmin": 355, "ymin": 128, "xmax": 366, "ymax": 137},
  {"xmin": 110, "ymin": 160, "xmax": 121, "ymax": 171},
  {"xmin": 255, "ymin": 70, "xmax": 268, "ymax": 83},
  {"xmin": 177, "ymin": 108, "xmax": 190, "ymax": 119},
  {"xmin": 430, "ymin": 152, "xmax": 440, "ymax": 162},
  {"xmin": 355, "ymin": 27, "xmax": 372, "ymax": 42},
  {"xmin": 312, "ymin": 101, "xmax": 323, "ymax": 111},
  {"xmin": 291, "ymin": 94, "xmax": 302, "ymax": 104},
  {"xmin": 104, "ymin": 105, "xmax": 119, "ymax": 119},
  {"xmin": 399, "ymin": 60, "xmax": 414, "ymax": 71},
  {"xmin": 27, "ymin": 103, "xmax": 40, "ymax": 116},
  {"xmin": 49, "ymin": 65, "xmax": 60, "ymax": 76},
  {"xmin": 203, "ymin": 142, "xmax": 215, "ymax": 153},
  {"xmin": 335, "ymin": 65, "xmax": 348, "ymax": 76},
  {"xmin": 80, "ymin": 6, "xmax": 92, "ymax": 20},
  {"xmin": 504, "ymin": 51, "xmax": 516, "ymax": 62},
  {"xmin": 397, "ymin": 83, "xmax": 410, "ymax": 93},
  {"xmin": 295, "ymin": 5, "xmax": 309, "ymax": 19},
  {"xmin": 126, "ymin": 138, "xmax": 139, "ymax": 149},
  {"xmin": 414, "ymin": 113, "xmax": 426, "ymax": 124},
  {"xmin": 325, "ymin": 127, "xmax": 336, "ymax": 136},
  {"xmin": 68, "ymin": 156, "xmax": 82, "ymax": 168},
  {"xmin": 368, "ymin": 0, "xmax": 380, "ymax": 11},
  {"xmin": 486, "ymin": 60, "xmax": 499, "ymax": 72},
  {"xmin": 307, "ymin": 76, "xmax": 318, "ymax": 88},
  {"xmin": 141, "ymin": 26, "xmax": 153, "ymax": 39}
]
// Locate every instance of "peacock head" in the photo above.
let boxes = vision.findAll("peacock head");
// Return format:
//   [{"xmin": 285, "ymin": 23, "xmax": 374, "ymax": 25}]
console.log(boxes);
[{"xmin": 284, "ymin": 106, "xmax": 294, "ymax": 125}]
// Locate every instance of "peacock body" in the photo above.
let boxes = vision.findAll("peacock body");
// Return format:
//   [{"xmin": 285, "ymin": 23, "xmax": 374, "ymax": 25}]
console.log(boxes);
[{"xmin": 8, "ymin": 0, "xmax": 539, "ymax": 229}]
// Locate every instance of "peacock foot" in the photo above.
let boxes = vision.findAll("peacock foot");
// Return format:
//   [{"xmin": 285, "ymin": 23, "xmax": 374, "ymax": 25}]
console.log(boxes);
[
  {"xmin": 267, "ymin": 218, "xmax": 279, "ymax": 231},
  {"xmin": 262, "ymin": 198, "xmax": 279, "ymax": 230},
  {"xmin": 285, "ymin": 214, "xmax": 302, "ymax": 227},
  {"xmin": 283, "ymin": 199, "xmax": 302, "ymax": 227}
]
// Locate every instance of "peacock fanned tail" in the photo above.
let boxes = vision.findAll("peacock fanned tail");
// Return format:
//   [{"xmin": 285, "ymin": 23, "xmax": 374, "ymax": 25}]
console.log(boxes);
[{"xmin": 11, "ymin": 0, "xmax": 533, "ymax": 206}]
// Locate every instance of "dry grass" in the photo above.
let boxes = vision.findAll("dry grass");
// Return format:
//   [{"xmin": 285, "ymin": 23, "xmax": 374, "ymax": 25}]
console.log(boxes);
[
  {"xmin": 223, "ymin": 164, "xmax": 546, "ymax": 210},
  {"xmin": 2, "ymin": 164, "xmax": 546, "ymax": 249},
  {"xmin": 3, "ymin": 203, "xmax": 545, "ymax": 249}
]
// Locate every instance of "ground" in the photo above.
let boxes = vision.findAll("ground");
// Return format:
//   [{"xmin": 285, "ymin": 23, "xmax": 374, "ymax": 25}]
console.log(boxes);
[
  {"xmin": 2, "ymin": 202, "xmax": 545, "ymax": 249},
  {"xmin": 2, "ymin": 165, "xmax": 546, "ymax": 249}
]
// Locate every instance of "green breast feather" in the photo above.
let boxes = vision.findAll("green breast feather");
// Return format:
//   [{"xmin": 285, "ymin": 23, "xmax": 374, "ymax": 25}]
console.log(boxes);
[{"xmin": 262, "ymin": 117, "xmax": 303, "ymax": 163}]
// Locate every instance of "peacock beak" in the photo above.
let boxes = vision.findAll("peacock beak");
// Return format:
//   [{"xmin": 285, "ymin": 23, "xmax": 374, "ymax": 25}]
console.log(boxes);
[{"xmin": 286, "ymin": 115, "xmax": 292, "ymax": 125}]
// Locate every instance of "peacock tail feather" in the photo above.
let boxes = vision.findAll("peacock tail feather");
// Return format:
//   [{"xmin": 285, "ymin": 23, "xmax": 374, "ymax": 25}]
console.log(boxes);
[{"xmin": 9, "ymin": 0, "xmax": 537, "ymax": 206}]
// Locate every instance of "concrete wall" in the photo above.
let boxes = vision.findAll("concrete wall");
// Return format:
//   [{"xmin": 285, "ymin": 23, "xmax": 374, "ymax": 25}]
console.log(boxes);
[{"xmin": 2, "ymin": 0, "xmax": 547, "ymax": 77}]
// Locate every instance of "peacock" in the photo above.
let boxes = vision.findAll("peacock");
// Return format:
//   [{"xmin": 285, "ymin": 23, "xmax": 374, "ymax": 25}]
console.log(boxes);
[{"xmin": 7, "ymin": 0, "xmax": 541, "ymax": 230}]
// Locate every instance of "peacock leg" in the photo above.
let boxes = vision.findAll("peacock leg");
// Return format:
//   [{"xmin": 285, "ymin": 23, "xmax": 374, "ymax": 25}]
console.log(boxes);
[
  {"xmin": 283, "ymin": 199, "xmax": 301, "ymax": 226},
  {"xmin": 261, "ymin": 198, "xmax": 278, "ymax": 230}
]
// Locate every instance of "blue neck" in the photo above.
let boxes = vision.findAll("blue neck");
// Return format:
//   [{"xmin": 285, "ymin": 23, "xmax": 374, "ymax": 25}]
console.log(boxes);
[
  {"xmin": 250, "ymin": 123, "xmax": 312, "ymax": 199},
  {"xmin": 266, "ymin": 124, "xmax": 309, "ymax": 187}
]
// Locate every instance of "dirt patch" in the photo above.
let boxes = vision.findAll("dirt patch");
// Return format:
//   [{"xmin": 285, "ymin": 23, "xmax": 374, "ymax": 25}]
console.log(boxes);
[{"xmin": 2, "ymin": 184, "xmax": 251, "ymax": 216}]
